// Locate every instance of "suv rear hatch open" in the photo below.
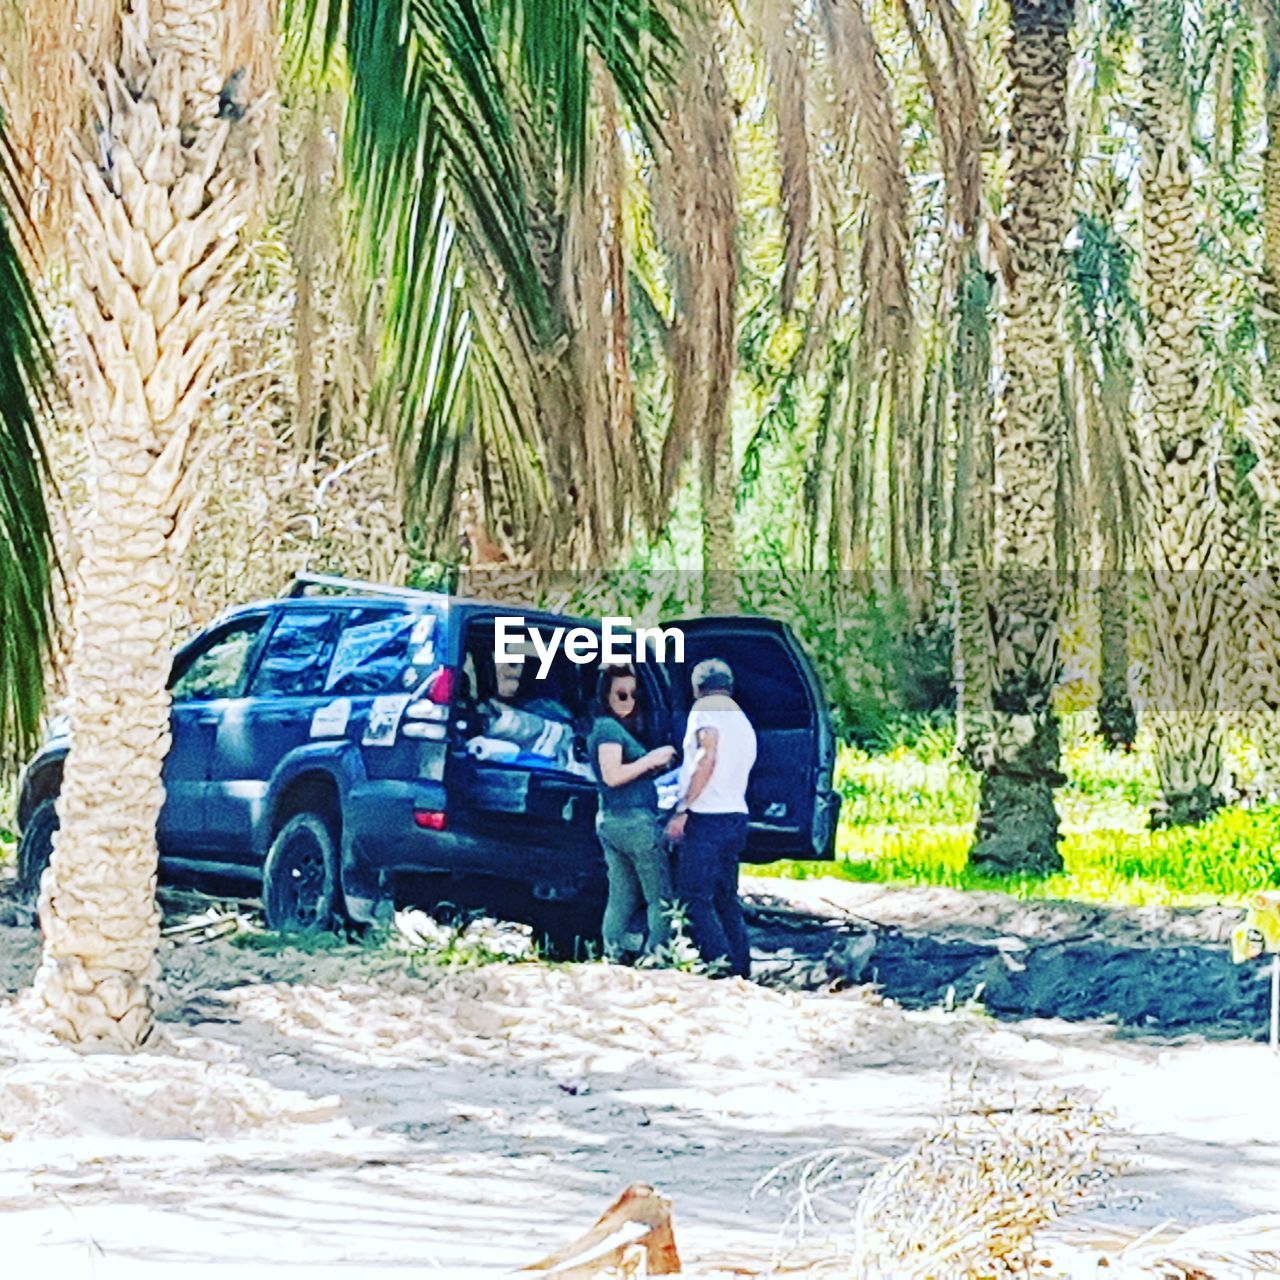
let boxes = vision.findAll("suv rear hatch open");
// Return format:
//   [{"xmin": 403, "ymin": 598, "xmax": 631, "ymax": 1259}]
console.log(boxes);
[{"xmin": 657, "ymin": 616, "xmax": 839, "ymax": 862}]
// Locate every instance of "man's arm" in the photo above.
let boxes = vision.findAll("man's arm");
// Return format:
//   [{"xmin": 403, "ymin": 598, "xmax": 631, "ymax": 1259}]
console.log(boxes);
[
  {"xmin": 667, "ymin": 725, "xmax": 718, "ymax": 840},
  {"xmin": 681, "ymin": 726, "xmax": 719, "ymax": 810}
]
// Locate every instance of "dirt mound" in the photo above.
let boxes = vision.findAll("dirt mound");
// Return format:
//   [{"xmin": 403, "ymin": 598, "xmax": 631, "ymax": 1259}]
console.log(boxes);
[{"xmin": 746, "ymin": 879, "xmax": 1271, "ymax": 1038}]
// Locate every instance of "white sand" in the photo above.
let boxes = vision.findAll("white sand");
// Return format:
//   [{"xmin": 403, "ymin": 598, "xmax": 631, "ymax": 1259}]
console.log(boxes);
[{"xmin": 1, "ymin": 903, "xmax": 1279, "ymax": 1277}]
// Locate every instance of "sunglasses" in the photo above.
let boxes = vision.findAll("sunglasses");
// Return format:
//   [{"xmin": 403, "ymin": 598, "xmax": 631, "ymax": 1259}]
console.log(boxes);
[{"xmin": 610, "ymin": 688, "xmax": 636, "ymax": 703}]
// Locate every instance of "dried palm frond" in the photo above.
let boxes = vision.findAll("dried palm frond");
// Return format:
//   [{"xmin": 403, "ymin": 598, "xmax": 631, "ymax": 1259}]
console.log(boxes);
[
  {"xmin": 818, "ymin": 0, "xmax": 911, "ymax": 359},
  {"xmin": 651, "ymin": 7, "xmax": 738, "ymax": 522},
  {"xmin": 221, "ymin": 0, "xmax": 280, "ymax": 209},
  {"xmin": 601, "ymin": 79, "xmax": 653, "ymax": 527},
  {"xmin": 766, "ymin": 1088, "xmax": 1121, "ymax": 1280},
  {"xmin": 925, "ymin": 0, "xmax": 983, "ymax": 243},
  {"xmin": 756, "ymin": 0, "xmax": 812, "ymax": 314},
  {"xmin": 5, "ymin": 0, "xmax": 116, "ymax": 245}
]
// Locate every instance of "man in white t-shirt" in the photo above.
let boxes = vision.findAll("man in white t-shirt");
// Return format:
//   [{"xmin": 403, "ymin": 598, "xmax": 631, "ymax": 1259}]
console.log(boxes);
[{"xmin": 666, "ymin": 658, "xmax": 757, "ymax": 977}]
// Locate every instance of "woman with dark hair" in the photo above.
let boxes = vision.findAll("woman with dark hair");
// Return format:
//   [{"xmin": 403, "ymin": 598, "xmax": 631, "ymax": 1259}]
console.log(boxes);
[{"xmin": 588, "ymin": 665, "xmax": 677, "ymax": 961}]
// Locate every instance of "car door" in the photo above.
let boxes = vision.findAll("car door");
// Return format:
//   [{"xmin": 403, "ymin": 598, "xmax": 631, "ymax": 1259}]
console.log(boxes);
[
  {"xmin": 656, "ymin": 616, "xmax": 840, "ymax": 862},
  {"xmin": 163, "ymin": 612, "xmax": 269, "ymax": 853},
  {"xmin": 204, "ymin": 607, "xmax": 342, "ymax": 857}
]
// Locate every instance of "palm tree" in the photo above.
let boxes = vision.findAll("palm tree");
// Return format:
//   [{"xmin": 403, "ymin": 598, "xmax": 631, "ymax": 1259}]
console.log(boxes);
[
  {"xmin": 964, "ymin": 0, "xmax": 1074, "ymax": 876},
  {"xmin": 899, "ymin": 0, "xmax": 996, "ymax": 759},
  {"xmin": 22, "ymin": 0, "xmax": 267, "ymax": 1049},
  {"xmin": 1133, "ymin": 0, "xmax": 1229, "ymax": 826},
  {"xmin": 20, "ymin": 0, "xmax": 673, "ymax": 1050},
  {"xmin": 0, "ymin": 116, "xmax": 56, "ymax": 771},
  {"xmin": 1068, "ymin": 200, "xmax": 1141, "ymax": 752}
]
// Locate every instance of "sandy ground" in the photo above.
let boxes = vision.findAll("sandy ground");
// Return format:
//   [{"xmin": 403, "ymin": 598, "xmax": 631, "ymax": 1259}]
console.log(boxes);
[{"xmin": 2, "ymin": 882, "xmax": 1280, "ymax": 1278}]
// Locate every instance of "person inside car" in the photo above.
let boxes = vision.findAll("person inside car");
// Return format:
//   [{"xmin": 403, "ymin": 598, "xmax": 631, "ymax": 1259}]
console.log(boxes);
[
  {"xmin": 589, "ymin": 664, "xmax": 677, "ymax": 963},
  {"xmin": 666, "ymin": 657, "xmax": 757, "ymax": 978}
]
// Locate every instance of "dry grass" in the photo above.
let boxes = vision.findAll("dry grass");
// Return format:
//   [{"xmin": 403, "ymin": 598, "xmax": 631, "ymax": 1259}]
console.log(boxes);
[
  {"xmin": 761, "ymin": 1086, "xmax": 1122, "ymax": 1278},
  {"xmin": 1099, "ymin": 1217, "xmax": 1280, "ymax": 1276}
]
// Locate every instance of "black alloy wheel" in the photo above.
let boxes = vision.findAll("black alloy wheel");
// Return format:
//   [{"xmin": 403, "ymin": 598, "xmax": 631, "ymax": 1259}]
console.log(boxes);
[{"xmin": 262, "ymin": 813, "xmax": 339, "ymax": 933}]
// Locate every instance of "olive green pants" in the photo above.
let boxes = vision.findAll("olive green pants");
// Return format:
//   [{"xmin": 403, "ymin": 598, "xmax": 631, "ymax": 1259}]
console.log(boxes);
[{"xmin": 597, "ymin": 810, "xmax": 673, "ymax": 958}]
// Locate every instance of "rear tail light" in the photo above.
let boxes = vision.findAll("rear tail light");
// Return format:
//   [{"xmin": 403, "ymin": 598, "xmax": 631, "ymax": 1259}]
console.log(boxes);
[
  {"xmin": 413, "ymin": 809, "xmax": 447, "ymax": 831},
  {"xmin": 405, "ymin": 666, "xmax": 454, "ymax": 734},
  {"xmin": 423, "ymin": 666, "xmax": 454, "ymax": 705}
]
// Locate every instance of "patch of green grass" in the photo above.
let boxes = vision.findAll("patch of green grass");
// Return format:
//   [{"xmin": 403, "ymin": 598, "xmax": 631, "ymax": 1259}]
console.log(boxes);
[
  {"xmin": 763, "ymin": 733, "xmax": 1280, "ymax": 907},
  {"xmin": 229, "ymin": 926, "xmax": 358, "ymax": 956}
]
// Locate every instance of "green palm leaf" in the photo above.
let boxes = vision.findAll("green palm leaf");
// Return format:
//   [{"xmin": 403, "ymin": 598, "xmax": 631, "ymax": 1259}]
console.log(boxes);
[
  {"xmin": 290, "ymin": 0, "xmax": 676, "ymax": 556},
  {"xmin": 0, "ymin": 117, "xmax": 55, "ymax": 769}
]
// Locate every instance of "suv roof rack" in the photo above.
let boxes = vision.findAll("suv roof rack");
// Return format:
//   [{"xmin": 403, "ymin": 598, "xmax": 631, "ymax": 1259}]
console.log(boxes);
[{"xmin": 286, "ymin": 572, "xmax": 436, "ymax": 603}]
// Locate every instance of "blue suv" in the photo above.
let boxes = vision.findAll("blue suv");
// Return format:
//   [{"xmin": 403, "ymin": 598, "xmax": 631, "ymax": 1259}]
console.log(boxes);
[{"xmin": 16, "ymin": 576, "xmax": 840, "ymax": 950}]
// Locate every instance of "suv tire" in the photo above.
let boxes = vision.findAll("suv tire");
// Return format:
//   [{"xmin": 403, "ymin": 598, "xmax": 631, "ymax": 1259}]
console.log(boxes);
[
  {"xmin": 263, "ymin": 813, "xmax": 339, "ymax": 933},
  {"xmin": 16, "ymin": 798, "xmax": 58, "ymax": 909}
]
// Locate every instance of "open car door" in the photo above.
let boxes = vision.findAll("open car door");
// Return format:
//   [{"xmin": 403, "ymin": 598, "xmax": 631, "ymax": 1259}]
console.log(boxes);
[{"xmin": 657, "ymin": 616, "xmax": 840, "ymax": 862}]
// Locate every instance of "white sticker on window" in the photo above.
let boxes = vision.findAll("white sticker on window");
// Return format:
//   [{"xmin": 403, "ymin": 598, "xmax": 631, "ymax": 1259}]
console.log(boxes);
[
  {"xmin": 410, "ymin": 615, "xmax": 436, "ymax": 646},
  {"xmin": 310, "ymin": 698, "xmax": 352, "ymax": 738},
  {"xmin": 363, "ymin": 693, "xmax": 413, "ymax": 747}
]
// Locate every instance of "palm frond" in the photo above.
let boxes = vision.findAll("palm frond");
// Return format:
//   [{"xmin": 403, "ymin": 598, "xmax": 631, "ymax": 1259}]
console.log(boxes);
[
  {"xmin": 651, "ymin": 11, "xmax": 738, "ymax": 516},
  {"xmin": 756, "ymin": 0, "xmax": 812, "ymax": 313},
  {"xmin": 290, "ymin": 0, "xmax": 676, "ymax": 564},
  {"xmin": 818, "ymin": 0, "xmax": 911, "ymax": 358},
  {"xmin": 0, "ymin": 118, "xmax": 55, "ymax": 767},
  {"xmin": 916, "ymin": 0, "xmax": 983, "ymax": 245},
  {"xmin": 495, "ymin": 0, "xmax": 677, "ymax": 186}
]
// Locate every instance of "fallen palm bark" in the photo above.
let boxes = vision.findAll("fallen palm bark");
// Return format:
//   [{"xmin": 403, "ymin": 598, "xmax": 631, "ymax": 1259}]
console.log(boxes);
[
  {"xmin": 160, "ymin": 912, "xmax": 244, "ymax": 942},
  {"xmin": 523, "ymin": 1183, "xmax": 682, "ymax": 1278}
]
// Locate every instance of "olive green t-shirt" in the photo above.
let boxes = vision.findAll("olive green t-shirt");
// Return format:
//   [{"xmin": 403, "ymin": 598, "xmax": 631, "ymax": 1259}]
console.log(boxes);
[{"xmin": 588, "ymin": 715, "xmax": 657, "ymax": 815}]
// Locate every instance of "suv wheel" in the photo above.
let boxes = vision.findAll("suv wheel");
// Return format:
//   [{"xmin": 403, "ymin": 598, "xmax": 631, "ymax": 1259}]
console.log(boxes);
[
  {"xmin": 263, "ymin": 814, "xmax": 338, "ymax": 933},
  {"xmin": 16, "ymin": 798, "xmax": 59, "ymax": 909}
]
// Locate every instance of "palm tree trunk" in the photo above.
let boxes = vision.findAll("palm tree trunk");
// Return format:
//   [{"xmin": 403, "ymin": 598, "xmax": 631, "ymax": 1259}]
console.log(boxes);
[
  {"xmin": 701, "ymin": 409, "xmax": 738, "ymax": 614},
  {"xmin": 33, "ymin": 0, "xmax": 250, "ymax": 1050},
  {"xmin": 1245, "ymin": 2, "xmax": 1280, "ymax": 791},
  {"xmin": 1253, "ymin": 0, "xmax": 1280, "ymax": 501},
  {"xmin": 1096, "ymin": 567, "xmax": 1136, "ymax": 750},
  {"xmin": 1135, "ymin": 0, "xmax": 1227, "ymax": 827},
  {"xmin": 953, "ymin": 255, "xmax": 995, "ymax": 754},
  {"xmin": 965, "ymin": 0, "xmax": 1072, "ymax": 876}
]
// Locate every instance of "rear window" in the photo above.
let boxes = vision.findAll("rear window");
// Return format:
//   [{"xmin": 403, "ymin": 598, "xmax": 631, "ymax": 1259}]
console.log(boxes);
[{"xmin": 326, "ymin": 608, "xmax": 438, "ymax": 696}]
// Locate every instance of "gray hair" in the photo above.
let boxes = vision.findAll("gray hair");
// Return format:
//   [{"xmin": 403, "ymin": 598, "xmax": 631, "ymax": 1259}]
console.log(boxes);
[{"xmin": 691, "ymin": 657, "xmax": 734, "ymax": 695}]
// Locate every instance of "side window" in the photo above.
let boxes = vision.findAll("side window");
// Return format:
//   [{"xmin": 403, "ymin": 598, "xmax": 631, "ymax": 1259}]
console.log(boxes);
[
  {"xmin": 326, "ymin": 608, "xmax": 434, "ymax": 696},
  {"xmin": 248, "ymin": 611, "xmax": 339, "ymax": 698},
  {"xmin": 170, "ymin": 618, "xmax": 265, "ymax": 702}
]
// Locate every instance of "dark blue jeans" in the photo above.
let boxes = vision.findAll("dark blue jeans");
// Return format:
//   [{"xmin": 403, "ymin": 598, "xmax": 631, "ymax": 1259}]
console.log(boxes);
[{"xmin": 675, "ymin": 812, "xmax": 750, "ymax": 977}]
